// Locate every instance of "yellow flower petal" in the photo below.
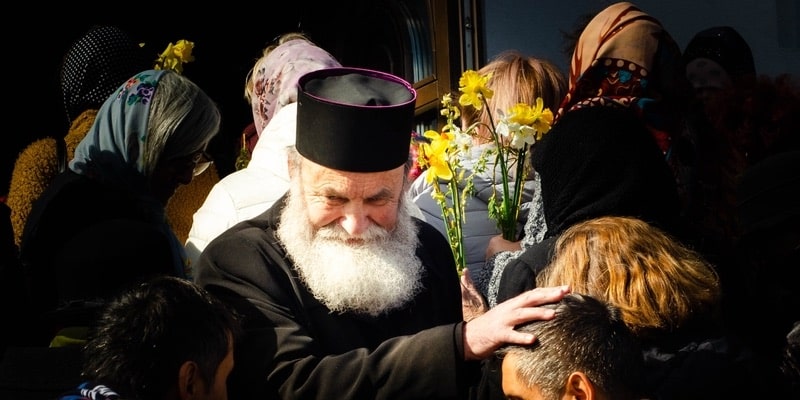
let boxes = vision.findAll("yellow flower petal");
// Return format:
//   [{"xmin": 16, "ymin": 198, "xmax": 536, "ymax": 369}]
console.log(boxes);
[
  {"xmin": 458, "ymin": 70, "xmax": 493, "ymax": 109},
  {"xmin": 428, "ymin": 163, "xmax": 453, "ymax": 182},
  {"xmin": 418, "ymin": 130, "xmax": 453, "ymax": 182},
  {"xmin": 507, "ymin": 103, "xmax": 535, "ymax": 126}
]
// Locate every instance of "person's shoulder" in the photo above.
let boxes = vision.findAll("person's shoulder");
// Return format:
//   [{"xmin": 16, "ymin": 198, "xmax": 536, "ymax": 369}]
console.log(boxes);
[
  {"xmin": 413, "ymin": 217, "xmax": 452, "ymax": 250},
  {"xmin": 204, "ymin": 209, "xmax": 276, "ymax": 249},
  {"xmin": 66, "ymin": 109, "xmax": 97, "ymax": 144},
  {"xmin": 7, "ymin": 138, "xmax": 59, "ymax": 220},
  {"xmin": 408, "ymin": 170, "xmax": 433, "ymax": 199},
  {"xmin": 470, "ymin": 174, "xmax": 501, "ymax": 204},
  {"xmin": 205, "ymin": 168, "xmax": 289, "ymax": 216},
  {"xmin": 216, "ymin": 164, "xmax": 284, "ymax": 191},
  {"xmin": 195, "ymin": 211, "xmax": 286, "ymax": 276},
  {"xmin": 495, "ymin": 236, "xmax": 558, "ymax": 302},
  {"xmin": 555, "ymin": 106, "xmax": 645, "ymax": 135},
  {"xmin": 12, "ymin": 137, "xmax": 58, "ymax": 176}
]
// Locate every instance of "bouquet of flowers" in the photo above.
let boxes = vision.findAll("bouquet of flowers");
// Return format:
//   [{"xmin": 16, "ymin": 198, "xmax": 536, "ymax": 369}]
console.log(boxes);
[{"xmin": 417, "ymin": 70, "xmax": 553, "ymax": 272}]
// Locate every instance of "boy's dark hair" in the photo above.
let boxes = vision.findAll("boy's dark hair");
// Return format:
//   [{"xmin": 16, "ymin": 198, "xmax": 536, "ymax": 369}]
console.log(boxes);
[
  {"xmin": 498, "ymin": 293, "xmax": 645, "ymax": 399},
  {"xmin": 81, "ymin": 275, "xmax": 241, "ymax": 398}
]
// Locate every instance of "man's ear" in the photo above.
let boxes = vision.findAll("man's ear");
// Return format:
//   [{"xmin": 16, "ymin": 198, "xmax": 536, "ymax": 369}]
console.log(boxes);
[
  {"xmin": 177, "ymin": 361, "xmax": 202, "ymax": 399},
  {"xmin": 287, "ymin": 152, "xmax": 301, "ymax": 180},
  {"xmin": 287, "ymin": 157, "xmax": 296, "ymax": 179},
  {"xmin": 564, "ymin": 371, "xmax": 594, "ymax": 400}
]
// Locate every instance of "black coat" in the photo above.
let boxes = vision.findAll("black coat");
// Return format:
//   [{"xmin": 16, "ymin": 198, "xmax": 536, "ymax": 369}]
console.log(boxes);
[{"xmin": 194, "ymin": 195, "xmax": 480, "ymax": 399}]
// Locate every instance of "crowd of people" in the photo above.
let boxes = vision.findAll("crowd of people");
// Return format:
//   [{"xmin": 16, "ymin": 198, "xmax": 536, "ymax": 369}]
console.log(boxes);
[{"xmin": 0, "ymin": 2, "xmax": 798, "ymax": 399}]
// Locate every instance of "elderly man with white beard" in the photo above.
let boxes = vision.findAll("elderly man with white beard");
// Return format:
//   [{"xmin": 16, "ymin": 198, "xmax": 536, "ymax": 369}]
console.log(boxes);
[{"xmin": 193, "ymin": 67, "xmax": 569, "ymax": 400}]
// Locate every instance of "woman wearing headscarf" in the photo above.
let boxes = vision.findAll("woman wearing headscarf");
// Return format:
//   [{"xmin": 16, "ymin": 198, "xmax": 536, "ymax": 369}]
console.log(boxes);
[
  {"xmin": 7, "ymin": 25, "xmax": 218, "ymax": 248},
  {"xmin": 18, "ymin": 69, "xmax": 220, "ymax": 346},
  {"xmin": 184, "ymin": 32, "xmax": 341, "ymax": 267},
  {"xmin": 555, "ymin": 2, "xmax": 689, "ymax": 154},
  {"xmin": 680, "ymin": 26, "xmax": 759, "ymax": 275},
  {"xmin": 683, "ymin": 26, "xmax": 756, "ymax": 105},
  {"xmin": 6, "ymin": 25, "xmax": 151, "ymax": 248}
]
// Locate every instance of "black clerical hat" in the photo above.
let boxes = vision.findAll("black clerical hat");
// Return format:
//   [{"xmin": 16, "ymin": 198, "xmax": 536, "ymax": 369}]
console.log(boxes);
[{"xmin": 296, "ymin": 67, "xmax": 417, "ymax": 172}]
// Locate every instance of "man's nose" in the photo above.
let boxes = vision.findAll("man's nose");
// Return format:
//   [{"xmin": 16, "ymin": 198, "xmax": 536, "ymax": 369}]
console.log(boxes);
[{"xmin": 339, "ymin": 204, "xmax": 370, "ymax": 236}]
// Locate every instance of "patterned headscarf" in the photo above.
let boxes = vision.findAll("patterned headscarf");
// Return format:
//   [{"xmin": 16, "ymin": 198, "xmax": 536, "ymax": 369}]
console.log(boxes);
[
  {"xmin": 250, "ymin": 38, "xmax": 341, "ymax": 135},
  {"xmin": 60, "ymin": 25, "xmax": 150, "ymax": 125},
  {"xmin": 556, "ymin": 2, "xmax": 686, "ymax": 155},
  {"xmin": 70, "ymin": 70, "xmax": 164, "ymax": 188}
]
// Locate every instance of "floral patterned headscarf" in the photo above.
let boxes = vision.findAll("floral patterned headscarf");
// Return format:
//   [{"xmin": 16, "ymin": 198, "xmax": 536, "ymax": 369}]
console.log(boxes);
[
  {"xmin": 250, "ymin": 39, "xmax": 341, "ymax": 136},
  {"xmin": 70, "ymin": 69, "xmax": 164, "ymax": 189},
  {"xmin": 556, "ymin": 2, "xmax": 686, "ymax": 155}
]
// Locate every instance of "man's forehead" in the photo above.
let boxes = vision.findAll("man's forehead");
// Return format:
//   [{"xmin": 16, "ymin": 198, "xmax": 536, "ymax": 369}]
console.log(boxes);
[
  {"xmin": 300, "ymin": 158, "xmax": 404, "ymax": 192},
  {"xmin": 300, "ymin": 156, "xmax": 404, "ymax": 176}
]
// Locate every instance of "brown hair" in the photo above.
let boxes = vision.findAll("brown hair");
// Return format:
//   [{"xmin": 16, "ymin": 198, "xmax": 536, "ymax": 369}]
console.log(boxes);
[
  {"xmin": 463, "ymin": 51, "xmax": 567, "ymax": 143},
  {"xmin": 536, "ymin": 216, "xmax": 721, "ymax": 336}
]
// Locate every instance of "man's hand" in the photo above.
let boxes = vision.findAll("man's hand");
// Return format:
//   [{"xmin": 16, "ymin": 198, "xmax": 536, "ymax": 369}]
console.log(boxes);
[{"xmin": 462, "ymin": 285, "xmax": 570, "ymax": 360}]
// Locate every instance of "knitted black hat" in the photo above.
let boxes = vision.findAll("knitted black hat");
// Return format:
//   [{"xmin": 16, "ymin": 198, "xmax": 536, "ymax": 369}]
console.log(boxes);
[{"xmin": 296, "ymin": 67, "xmax": 417, "ymax": 172}]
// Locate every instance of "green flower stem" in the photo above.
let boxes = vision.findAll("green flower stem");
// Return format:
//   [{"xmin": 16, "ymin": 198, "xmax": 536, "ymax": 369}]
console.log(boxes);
[
  {"xmin": 436, "ymin": 170, "xmax": 466, "ymax": 273},
  {"xmin": 507, "ymin": 145, "xmax": 529, "ymax": 240},
  {"xmin": 482, "ymin": 96, "xmax": 516, "ymax": 241},
  {"xmin": 450, "ymin": 177, "xmax": 465, "ymax": 273}
]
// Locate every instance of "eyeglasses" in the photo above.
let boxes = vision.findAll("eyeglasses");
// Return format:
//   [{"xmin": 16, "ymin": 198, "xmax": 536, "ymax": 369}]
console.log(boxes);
[
  {"xmin": 168, "ymin": 150, "xmax": 214, "ymax": 177},
  {"xmin": 190, "ymin": 151, "xmax": 214, "ymax": 176}
]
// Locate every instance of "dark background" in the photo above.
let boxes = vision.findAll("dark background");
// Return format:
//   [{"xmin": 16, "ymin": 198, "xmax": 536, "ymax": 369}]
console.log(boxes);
[
  {"xmin": 3, "ymin": 1, "xmax": 412, "ymax": 194},
  {"xmin": 5, "ymin": 1, "xmax": 797, "ymax": 196}
]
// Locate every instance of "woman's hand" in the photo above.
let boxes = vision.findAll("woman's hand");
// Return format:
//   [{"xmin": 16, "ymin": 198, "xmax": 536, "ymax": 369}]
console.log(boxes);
[{"xmin": 486, "ymin": 235, "xmax": 522, "ymax": 259}]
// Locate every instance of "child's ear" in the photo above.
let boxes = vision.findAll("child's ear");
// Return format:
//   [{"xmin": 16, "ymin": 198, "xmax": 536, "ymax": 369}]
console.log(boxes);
[
  {"xmin": 177, "ymin": 361, "xmax": 202, "ymax": 399},
  {"xmin": 564, "ymin": 371, "xmax": 594, "ymax": 400}
]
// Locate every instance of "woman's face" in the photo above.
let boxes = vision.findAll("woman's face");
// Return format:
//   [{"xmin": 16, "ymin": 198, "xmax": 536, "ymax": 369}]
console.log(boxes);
[{"xmin": 150, "ymin": 150, "xmax": 213, "ymax": 205}]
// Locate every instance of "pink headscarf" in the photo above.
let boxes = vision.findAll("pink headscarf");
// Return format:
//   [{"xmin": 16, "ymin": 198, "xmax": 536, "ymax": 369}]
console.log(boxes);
[{"xmin": 250, "ymin": 39, "xmax": 341, "ymax": 136}]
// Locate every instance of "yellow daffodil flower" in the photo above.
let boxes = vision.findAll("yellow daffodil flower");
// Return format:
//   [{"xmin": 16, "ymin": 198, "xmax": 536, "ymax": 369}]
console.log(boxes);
[
  {"xmin": 171, "ymin": 40, "xmax": 195, "ymax": 63},
  {"xmin": 419, "ymin": 130, "xmax": 454, "ymax": 182},
  {"xmin": 507, "ymin": 103, "xmax": 537, "ymax": 126},
  {"xmin": 496, "ymin": 100, "xmax": 554, "ymax": 148},
  {"xmin": 530, "ymin": 97, "xmax": 554, "ymax": 140},
  {"xmin": 458, "ymin": 70, "xmax": 493, "ymax": 110},
  {"xmin": 154, "ymin": 39, "xmax": 195, "ymax": 75}
]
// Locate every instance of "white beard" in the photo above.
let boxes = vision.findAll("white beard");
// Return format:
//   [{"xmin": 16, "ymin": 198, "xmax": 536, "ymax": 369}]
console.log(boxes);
[{"xmin": 276, "ymin": 187, "xmax": 423, "ymax": 317}]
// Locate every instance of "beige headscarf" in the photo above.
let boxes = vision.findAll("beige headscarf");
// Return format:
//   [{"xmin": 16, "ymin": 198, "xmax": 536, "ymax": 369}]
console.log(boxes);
[{"xmin": 556, "ymin": 1, "xmax": 685, "ymax": 154}]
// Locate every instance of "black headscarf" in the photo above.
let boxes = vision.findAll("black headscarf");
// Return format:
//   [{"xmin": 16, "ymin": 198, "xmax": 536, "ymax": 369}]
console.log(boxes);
[
  {"xmin": 683, "ymin": 26, "xmax": 756, "ymax": 84},
  {"xmin": 534, "ymin": 106, "xmax": 683, "ymax": 238}
]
